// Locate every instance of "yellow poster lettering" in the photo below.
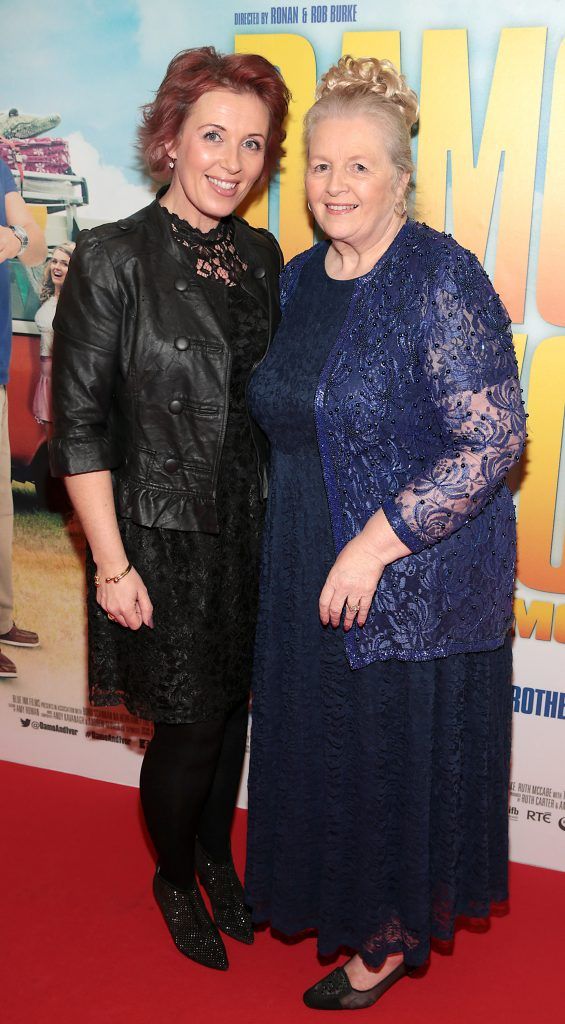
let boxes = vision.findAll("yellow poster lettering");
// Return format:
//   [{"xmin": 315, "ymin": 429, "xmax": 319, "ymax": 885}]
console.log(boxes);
[
  {"xmin": 235, "ymin": 33, "xmax": 316, "ymax": 259},
  {"xmin": 537, "ymin": 38, "xmax": 565, "ymax": 327},
  {"xmin": 513, "ymin": 599, "xmax": 554, "ymax": 641},
  {"xmin": 517, "ymin": 335, "xmax": 565, "ymax": 593},
  {"xmin": 417, "ymin": 27, "xmax": 546, "ymax": 323},
  {"xmin": 553, "ymin": 603, "xmax": 565, "ymax": 644}
]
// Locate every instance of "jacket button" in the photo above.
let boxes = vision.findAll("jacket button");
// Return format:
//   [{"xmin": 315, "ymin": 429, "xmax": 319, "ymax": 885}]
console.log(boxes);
[
  {"xmin": 163, "ymin": 458, "xmax": 179, "ymax": 473},
  {"xmin": 253, "ymin": 266, "xmax": 266, "ymax": 279},
  {"xmin": 174, "ymin": 278, "xmax": 189, "ymax": 292},
  {"xmin": 174, "ymin": 336, "xmax": 189, "ymax": 351},
  {"xmin": 168, "ymin": 399, "xmax": 182, "ymax": 415},
  {"xmin": 117, "ymin": 219, "xmax": 129, "ymax": 231}
]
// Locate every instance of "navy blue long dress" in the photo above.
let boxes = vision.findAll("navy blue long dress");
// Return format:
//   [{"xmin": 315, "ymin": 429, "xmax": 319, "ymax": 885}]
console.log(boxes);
[{"xmin": 245, "ymin": 241, "xmax": 512, "ymax": 969}]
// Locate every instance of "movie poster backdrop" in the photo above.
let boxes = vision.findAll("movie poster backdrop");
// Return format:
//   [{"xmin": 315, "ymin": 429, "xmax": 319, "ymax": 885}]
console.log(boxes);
[{"xmin": 1, "ymin": 1, "xmax": 563, "ymax": 871}]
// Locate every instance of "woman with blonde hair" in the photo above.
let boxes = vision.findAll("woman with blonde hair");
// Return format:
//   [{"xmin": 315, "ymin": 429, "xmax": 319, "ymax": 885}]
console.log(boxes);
[
  {"xmin": 245, "ymin": 56, "xmax": 525, "ymax": 1009},
  {"xmin": 33, "ymin": 241, "xmax": 75, "ymax": 425}
]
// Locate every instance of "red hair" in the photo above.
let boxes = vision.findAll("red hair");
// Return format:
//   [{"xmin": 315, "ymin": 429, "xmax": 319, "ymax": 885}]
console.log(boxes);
[{"xmin": 139, "ymin": 46, "xmax": 290, "ymax": 188}]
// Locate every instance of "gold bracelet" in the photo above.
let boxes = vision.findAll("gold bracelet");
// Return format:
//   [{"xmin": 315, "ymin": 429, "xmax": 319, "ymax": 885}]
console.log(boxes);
[{"xmin": 94, "ymin": 563, "xmax": 133, "ymax": 587}]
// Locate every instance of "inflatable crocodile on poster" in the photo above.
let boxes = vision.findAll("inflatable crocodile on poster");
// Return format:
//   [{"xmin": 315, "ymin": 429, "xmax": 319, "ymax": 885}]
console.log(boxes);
[{"xmin": 0, "ymin": 109, "xmax": 61, "ymax": 139}]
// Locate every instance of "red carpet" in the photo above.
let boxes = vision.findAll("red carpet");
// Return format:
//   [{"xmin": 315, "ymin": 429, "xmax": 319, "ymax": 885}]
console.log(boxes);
[{"xmin": 1, "ymin": 760, "xmax": 562, "ymax": 1024}]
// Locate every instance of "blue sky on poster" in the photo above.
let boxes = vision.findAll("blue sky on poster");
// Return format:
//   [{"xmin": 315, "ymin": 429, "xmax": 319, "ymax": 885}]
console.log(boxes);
[
  {"xmin": 0, "ymin": 0, "xmax": 562, "ymax": 351},
  {"xmin": 1, "ymin": 0, "xmax": 562, "ymax": 198}
]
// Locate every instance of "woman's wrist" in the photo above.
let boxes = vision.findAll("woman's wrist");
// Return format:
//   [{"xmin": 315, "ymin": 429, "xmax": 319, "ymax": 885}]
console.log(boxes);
[
  {"xmin": 94, "ymin": 562, "xmax": 133, "ymax": 587},
  {"xmin": 359, "ymin": 509, "xmax": 412, "ymax": 565},
  {"xmin": 93, "ymin": 553, "xmax": 129, "ymax": 578}
]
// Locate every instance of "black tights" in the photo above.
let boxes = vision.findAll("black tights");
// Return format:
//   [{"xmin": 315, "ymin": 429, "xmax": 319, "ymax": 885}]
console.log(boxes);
[{"xmin": 139, "ymin": 698, "xmax": 249, "ymax": 889}]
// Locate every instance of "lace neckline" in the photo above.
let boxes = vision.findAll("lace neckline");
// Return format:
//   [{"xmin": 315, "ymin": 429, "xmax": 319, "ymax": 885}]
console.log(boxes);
[
  {"xmin": 160, "ymin": 205, "xmax": 247, "ymax": 287},
  {"xmin": 162, "ymin": 206, "xmax": 230, "ymax": 243}
]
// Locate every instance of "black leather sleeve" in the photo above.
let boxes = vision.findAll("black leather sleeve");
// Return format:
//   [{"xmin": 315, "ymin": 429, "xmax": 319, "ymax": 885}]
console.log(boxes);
[{"xmin": 49, "ymin": 230, "xmax": 124, "ymax": 477}]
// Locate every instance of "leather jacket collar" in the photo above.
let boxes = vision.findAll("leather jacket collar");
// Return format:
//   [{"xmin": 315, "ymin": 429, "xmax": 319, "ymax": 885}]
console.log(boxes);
[{"xmin": 140, "ymin": 187, "xmax": 277, "ymax": 333}]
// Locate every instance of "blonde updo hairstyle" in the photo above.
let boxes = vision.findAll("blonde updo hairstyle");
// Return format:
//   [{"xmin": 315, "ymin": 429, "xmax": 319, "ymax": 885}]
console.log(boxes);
[{"xmin": 304, "ymin": 56, "xmax": 419, "ymax": 211}]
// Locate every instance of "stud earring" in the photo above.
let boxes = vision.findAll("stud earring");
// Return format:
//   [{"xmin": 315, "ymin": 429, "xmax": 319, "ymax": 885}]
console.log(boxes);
[{"xmin": 169, "ymin": 159, "xmax": 175, "ymax": 170}]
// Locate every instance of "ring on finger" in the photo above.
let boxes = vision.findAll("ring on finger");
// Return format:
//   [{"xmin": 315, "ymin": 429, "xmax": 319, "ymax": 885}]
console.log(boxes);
[
  {"xmin": 346, "ymin": 601, "xmax": 360, "ymax": 614},
  {"xmin": 107, "ymin": 613, "xmax": 116, "ymax": 621}
]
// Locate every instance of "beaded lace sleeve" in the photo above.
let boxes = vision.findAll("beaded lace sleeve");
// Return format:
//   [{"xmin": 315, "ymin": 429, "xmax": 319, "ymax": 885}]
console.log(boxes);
[{"xmin": 381, "ymin": 252, "xmax": 526, "ymax": 553}]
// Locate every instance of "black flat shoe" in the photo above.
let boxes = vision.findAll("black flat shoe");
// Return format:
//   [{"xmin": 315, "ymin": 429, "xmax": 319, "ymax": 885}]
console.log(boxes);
[
  {"xmin": 195, "ymin": 839, "xmax": 254, "ymax": 945},
  {"xmin": 153, "ymin": 868, "xmax": 229, "ymax": 970},
  {"xmin": 303, "ymin": 961, "xmax": 411, "ymax": 1010}
]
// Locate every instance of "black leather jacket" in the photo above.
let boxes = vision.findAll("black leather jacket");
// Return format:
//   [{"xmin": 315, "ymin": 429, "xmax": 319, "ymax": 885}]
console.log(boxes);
[{"xmin": 49, "ymin": 196, "xmax": 282, "ymax": 532}]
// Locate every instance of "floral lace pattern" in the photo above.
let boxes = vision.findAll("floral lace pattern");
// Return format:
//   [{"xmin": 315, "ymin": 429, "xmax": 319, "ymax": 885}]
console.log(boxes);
[
  {"xmin": 164, "ymin": 208, "xmax": 247, "ymax": 286},
  {"xmin": 382, "ymin": 254, "xmax": 525, "ymax": 547},
  {"xmin": 279, "ymin": 223, "xmax": 526, "ymax": 666}
]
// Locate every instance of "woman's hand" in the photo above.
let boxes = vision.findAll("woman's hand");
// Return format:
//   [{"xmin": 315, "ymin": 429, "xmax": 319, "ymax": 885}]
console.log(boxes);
[
  {"xmin": 63, "ymin": 472, "xmax": 154, "ymax": 632},
  {"xmin": 96, "ymin": 566, "xmax": 154, "ymax": 631},
  {"xmin": 319, "ymin": 509, "xmax": 413, "ymax": 630},
  {"xmin": 319, "ymin": 533, "xmax": 386, "ymax": 631}
]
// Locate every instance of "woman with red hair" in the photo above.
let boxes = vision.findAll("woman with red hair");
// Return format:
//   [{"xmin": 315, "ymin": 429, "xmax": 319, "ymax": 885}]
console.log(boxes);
[{"xmin": 49, "ymin": 47, "xmax": 289, "ymax": 970}]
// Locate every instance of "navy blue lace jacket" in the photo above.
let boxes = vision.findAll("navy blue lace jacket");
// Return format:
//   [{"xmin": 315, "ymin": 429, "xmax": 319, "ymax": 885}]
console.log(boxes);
[{"xmin": 281, "ymin": 220, "xmax": 526, "ymax": 668}]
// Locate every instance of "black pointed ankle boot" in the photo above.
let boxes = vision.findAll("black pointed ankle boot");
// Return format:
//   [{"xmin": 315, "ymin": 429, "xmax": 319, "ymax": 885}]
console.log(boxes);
[
  {"xmin": 153, "ymin": 868, "xmax": 229, "ymax": 970},
  {"xmin": 195, "ymin": 839, "xmax": 254, "ymax": 945}
]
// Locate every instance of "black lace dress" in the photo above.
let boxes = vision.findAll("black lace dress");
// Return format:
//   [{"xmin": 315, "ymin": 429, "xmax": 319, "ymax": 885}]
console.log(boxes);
[{"xmin": 86, "ymin": 211, "xmax": 268, "ymax": 723}]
